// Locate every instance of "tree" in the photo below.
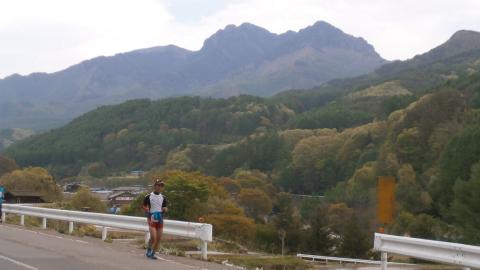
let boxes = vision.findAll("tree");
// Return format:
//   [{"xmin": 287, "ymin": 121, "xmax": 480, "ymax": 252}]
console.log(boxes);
[
  {"xmin": 451, "ymin": 161, "xmax": 480, "ymax": 244},
  {"xmin": 432, "ymin": 124, "xmax": 480, "ymax": 211},
  {"xmin": 390, "ymin": 211, "xmax": 415, "ymax": 235},
  {"xmin": 238, "ymin": 188, "xmax": 272, "ymax": 221},
  {"xmin": 218, "ymin": 177, "xmax": 241, "ymax": 196},
  {"xmin": 71, "ymin": 188, "xmax": 107, "ymax": 213},
  {"xmin": 121, "ymin": 192, "xmax": 148, "ymax": 216},
  {"xmin": 272, "ymin": 192, "xmax": 301, "ymax": 253},
  {"xmin": 289, "ymin": 134, "xmax": 342, "ymax": 193},
  {"xmin": 407, "ymin": 214, "xmax": 442, "ymax": 239},
  {"xmin": 204, "ymin": 214, "xmax": 255, "ymax": 243},
  {"xmin": 289, "ymin": 105, "xmax": 373, "ymax": 130},
  {"xmin": 396, "ymin": 164, "xmax": 431, "ymax": 214},
  {"xmin": 327, "ymin": 203, "xmax": 354, "ymax": 234},
  {"xmin": 255, "ymin": 224, "xmax": 280, "ymax": 252},
  {"xmin": 156, "ymin": 171, "xmax": 211, "ymax": 221},
  {"xmin": 299, "ymin": 197, "xmax": 323, "ymax": 222},
  {"xmin": 0, "ymin": 167, "xmax": 61, "ymax": 202},
  {"xmin": 343, "ymin": 163, "xmax": 377, "ymax": 208},
  {"xmin": 86, "ymin": 162, "xmax": 107, "ymax": 178},
  {"xmin": 234, "ymin": 169, "xmax": 276, "ymax": 197},
  {"xmin": 302, "ymin": 205, "xmax": 333, "ymax": 255},
  {"xmin": 338, "ymin": 215, "xmax": 370, "ymax": 258},
  {"xmin": 164, "ymin": 148, "xmax": 195, "ymax": 171},
  {"xmin": 208, "ymin": 133, "xmax": 287, "ymax": 176},
  {"xmin": 205, "ymin": 196, "xmax": 244, "ymax": 217},
  {"xmin": 395, "ymin": 128, "xmax": 426, "ymax": 168},
  {"xmin": 0, "ymin": 156, "xmax": 18, "ymax": 177}
]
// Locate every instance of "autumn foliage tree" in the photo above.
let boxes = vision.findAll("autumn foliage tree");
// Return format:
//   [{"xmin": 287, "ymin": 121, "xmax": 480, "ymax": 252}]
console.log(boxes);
[
  {"xmin": 238, "ymin": 188, "xmax": 272, "ymax": 221},
  {"xmin": 0, "ymin": 155, "xmax": 18, "ymax": 177},
  {"xmin": 71, "ymin": 188, "xmax": 107, "ymax": 213},
  {"xmin": 0, "ymin": 167, "xmax": 61, "ymax": 202}
]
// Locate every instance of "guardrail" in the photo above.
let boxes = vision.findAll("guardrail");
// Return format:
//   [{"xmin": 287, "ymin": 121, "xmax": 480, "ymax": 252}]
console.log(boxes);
[
  {"xmin": 297, "ymin": 253, "xmax": 414, "ymax": 266},
  {"xmin": 374, "ymin": 233, "xmax": 480, "ymax": 270},
  {"xmin": 1, "ymin": 204, "xmax": 213, "ymax": 260}
]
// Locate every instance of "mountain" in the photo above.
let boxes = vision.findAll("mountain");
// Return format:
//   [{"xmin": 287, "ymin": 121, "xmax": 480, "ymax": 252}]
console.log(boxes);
[
  {"xmin": 373, "ymin": 30, "xmax": 480, "ymax": 79},
  {"xmin": 274, "ymin": 29, "xmax": 480, "ymax": 110},
  {"xmin": 0, "ymin": 21, "xmax": 385, "ymax": 130},
  {"xmin": 0, "ymin": 128, "xmax": 34, "ymax": 152},
  {"xmin": 6, "ymin": 29, "xmax": 480, "ymax": 177},
  {"xmin": 5, "ymin": 29, "xmax": 480, "ymax": 249}
]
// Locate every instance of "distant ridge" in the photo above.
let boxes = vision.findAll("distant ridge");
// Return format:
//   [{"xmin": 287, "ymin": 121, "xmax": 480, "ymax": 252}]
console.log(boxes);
[{"xmin": 0, "ymin": 21, "xmax": 385, "ymax": 130}]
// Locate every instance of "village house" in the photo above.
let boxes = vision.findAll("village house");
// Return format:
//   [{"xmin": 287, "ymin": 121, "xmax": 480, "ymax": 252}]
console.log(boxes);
[
  {"xmin": 4, "ymin": 190, "xmax": 45, "ymax": 204},
  {"xmin": 107, "ymin": 191, "xmax": 137, "ymax": 206}
]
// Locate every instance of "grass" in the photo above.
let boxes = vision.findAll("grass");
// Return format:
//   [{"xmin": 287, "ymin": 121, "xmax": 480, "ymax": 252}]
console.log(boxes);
[{"xmin": 211, "ymin": 255, "xmax": 311, "ymax": 270}]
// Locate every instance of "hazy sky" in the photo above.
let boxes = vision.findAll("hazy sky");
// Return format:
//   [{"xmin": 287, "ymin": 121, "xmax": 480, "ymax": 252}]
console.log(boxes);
[{"xmin": 1, "ymin": 0, "xmax": 480, "ymax": 78}]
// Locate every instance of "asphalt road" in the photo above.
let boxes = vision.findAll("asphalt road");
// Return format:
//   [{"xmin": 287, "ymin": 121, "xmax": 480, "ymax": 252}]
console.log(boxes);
[{"xmin": 0, "ymin": 224, "xmax": 230, "ymax": 270}]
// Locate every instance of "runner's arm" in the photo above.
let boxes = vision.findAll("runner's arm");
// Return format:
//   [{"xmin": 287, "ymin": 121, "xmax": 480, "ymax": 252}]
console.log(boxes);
[
  {"xmin": 142, "ymin": 195, "xmax": 150, "ymax": 214},
  {"xmin": 162, "ymin": 197, "xmax": 168, "ymax": 212}
]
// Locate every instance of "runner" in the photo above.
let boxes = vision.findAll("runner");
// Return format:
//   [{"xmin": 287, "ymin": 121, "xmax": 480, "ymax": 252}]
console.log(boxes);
[{"xmin": 142, "ymin": 179, "xmax": 168, "ymax": 259}]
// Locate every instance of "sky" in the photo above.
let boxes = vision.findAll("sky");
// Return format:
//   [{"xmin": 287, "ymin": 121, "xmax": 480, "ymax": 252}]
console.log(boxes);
[{"xmin": 1, "ymin": 0, "xmax": 480, "ymax": 78}]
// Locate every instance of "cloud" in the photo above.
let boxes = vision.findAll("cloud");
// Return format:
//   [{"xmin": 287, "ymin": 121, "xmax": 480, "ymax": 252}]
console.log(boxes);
[
  {"xmin": 0, "ymin": 0, "xmax": 174, "ymax": 77},
  {"xmin": 1, "ymin": 0, "xmax": 480, "ymax": 78}
]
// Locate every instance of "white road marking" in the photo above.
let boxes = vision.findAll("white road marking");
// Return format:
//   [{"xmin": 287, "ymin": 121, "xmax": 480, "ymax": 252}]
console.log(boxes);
[
  {"xmin": 0, "ymin": 254, "xmax": 39, "ymax": 270},
  {"xmin": 156, "ymin": 256, "xmax": 196, "ymax": 269},
  {"xmin": 1, "ymin": 225, "xmax": 88, "ymax": 244}
]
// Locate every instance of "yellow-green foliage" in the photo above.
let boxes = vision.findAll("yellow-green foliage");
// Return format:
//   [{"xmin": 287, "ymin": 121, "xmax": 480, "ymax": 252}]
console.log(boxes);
[
  {"xmin": 238, "ymin": 188, "xmax": 272, "ymax": 220},
  {"xmin": 280, "ymin": 128, "xmax": 337, "ymax": 149},
  {"xmin": 204, "ymin": 214, "xmax": 256, "ymax": 243},
  {"xmin": 292, "ymin": 133, "xmax": 342, "ymax": 171},
  {"xmin": 396, "ymin": 164, "xmax": 432, "ymax": 213},
  {"xmin": 336, "ymin": 122, "xmax": 386, "ymax": 163},
  {"xmin": 232, "ymin": 169, "xmax": 276, "ymax": 197},
  {"xmin": 165, "ymin": 148, "xmax": 194, "ymax": 171},
  {"xmin": 0, "ymin": 167, "xmax": 62, "ymax": 202},
  {"xmin": 71, "ymin": 188, "xmax": 107, "ymax": 213},
  {"xmin": 348, "ymin": 81, "xmax": 412, "ymax": 99}
]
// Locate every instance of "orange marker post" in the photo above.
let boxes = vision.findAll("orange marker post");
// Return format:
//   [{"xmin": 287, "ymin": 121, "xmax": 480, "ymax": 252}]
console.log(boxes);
[{"xmin": 377, "ymin": 176, "xmax": 395, "ymax": 230}]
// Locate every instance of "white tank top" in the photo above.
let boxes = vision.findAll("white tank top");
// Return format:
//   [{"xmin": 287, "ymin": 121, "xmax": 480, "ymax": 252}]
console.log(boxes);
[{"xmin": 149, "ymin": 192, "xmax": 165, "ymax": 213}]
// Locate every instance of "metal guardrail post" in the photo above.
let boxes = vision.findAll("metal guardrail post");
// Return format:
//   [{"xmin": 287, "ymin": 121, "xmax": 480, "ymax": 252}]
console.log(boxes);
[
  {"xmin": 69, "ymin": 221, "xmax": 74, "ymax": 234},
  {"xmin": 102, "ymin": 227, "xmax": 108, "ymax": 241},
  {"xmin": 374, "ymin": 233, "xmax": 480, "ymax": 268},
  {"xmin": 3, "ymin": 204, "xmax": 214, "ymax": 253},
  {"xmin": 42, "ymin": 217, "xmax": 47, "ymax": 229},
  {"xmin": 381, "ymin": 252, "xmax": 388, "ymax": 270},
  {"xmin": 200, "ymin": 240, "xmax": 208, "ymax": 260}
]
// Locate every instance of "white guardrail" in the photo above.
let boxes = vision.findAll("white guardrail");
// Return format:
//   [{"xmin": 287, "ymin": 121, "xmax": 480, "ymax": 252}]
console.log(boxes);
[
  {"xmin": 1, "ymin": 204, "xmax": 213, "ymax": 260},
  {"xmin": 297, "ymin": 253, "xmax": 414, "ymax": 266},
  {"xmin": 374, "ymin": 233, "xmax": 480, "ymax": 270}
]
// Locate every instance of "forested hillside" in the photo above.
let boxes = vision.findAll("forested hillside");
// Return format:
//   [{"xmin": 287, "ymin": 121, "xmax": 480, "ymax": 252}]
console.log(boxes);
[
  {"xmin": 0, "ymin": 128, "xmax": 34, "ymax": 152},
  {"xmin": 4, "ymin": 29, "xmax": 480, "ymax": 254}
]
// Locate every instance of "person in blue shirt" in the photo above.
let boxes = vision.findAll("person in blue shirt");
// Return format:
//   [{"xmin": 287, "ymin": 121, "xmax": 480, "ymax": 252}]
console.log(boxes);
[{"xmin": 0, "ymin": 186, "xmax": 5, "ymax": 223}]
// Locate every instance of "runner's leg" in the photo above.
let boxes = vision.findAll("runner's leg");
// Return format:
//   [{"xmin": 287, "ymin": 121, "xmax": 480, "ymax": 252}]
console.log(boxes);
[
  {"xmin": 148, "ymin": 226, "xmax": 157, "ymax": 251},
  {"xmin": 153, "ymin": 226, "xmax": 163, "ymax": 252}
]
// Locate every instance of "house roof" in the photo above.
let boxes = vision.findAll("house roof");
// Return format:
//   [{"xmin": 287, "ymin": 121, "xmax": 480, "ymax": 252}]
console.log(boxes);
[
  {"xmin": 6, "ymin": 190, "xmax": 43, "ymax": 197},
  {"xmin": 108, "ymin": 191, "xmax": 136, "ymax": 200},
  {"xmin": 111, "ymin": 186, "xmax": 145, "ymax": 192}
]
